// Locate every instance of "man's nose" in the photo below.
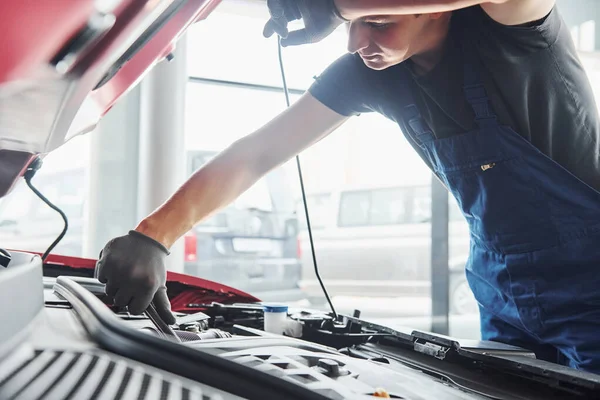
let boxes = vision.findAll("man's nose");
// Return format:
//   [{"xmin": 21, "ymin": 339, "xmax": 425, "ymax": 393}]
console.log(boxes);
[{"xmin": 347, "ymin": 23, "xmax": 369, "ymax": 54}]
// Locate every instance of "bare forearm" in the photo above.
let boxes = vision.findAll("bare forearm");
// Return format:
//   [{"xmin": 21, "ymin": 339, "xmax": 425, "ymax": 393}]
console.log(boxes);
[
  {"xmin": 135, "ymin": 139, "xmax": 264, "ymax": 248},
  {"xmin": 334, "ymin": 0, "xmax": 505, "ymax": 19},
  {"xmin": 134, "ymin": 93, "xmax": 348, "ymax": 249}
]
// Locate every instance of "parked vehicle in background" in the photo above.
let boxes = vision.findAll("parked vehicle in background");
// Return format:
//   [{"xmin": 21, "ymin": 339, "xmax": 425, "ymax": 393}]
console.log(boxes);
[
  {"xmin": 183, "ymin": 150, "xmax": 303, "ymax": 301},
  {"xmin": 296, "ymin": 184, "xmax": 478, "ymax": 315},
  {"xmin": 0, "ymin": 150, "xmax": 303, "ymax": 302}
]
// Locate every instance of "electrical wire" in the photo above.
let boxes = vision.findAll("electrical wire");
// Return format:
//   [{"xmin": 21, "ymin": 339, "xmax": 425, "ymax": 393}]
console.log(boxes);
[
  {"xmin": 24, "ymin": 158, "xmax": 69, "ymax": 262},
  {"xmin": 277, "ymin": 37, "xmax": 338, "ymax": 321}
]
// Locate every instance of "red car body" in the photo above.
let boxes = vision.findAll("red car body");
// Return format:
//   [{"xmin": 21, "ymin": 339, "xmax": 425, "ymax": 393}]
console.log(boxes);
[{"xmin": 40, "ymin": 252, "xmax": 260, "ymax": 311}]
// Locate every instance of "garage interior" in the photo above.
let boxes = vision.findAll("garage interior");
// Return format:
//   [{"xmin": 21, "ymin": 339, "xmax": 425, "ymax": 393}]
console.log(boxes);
[{"xmin": 1, "ymin": 1, "xmax": 600, "ymax": 399}]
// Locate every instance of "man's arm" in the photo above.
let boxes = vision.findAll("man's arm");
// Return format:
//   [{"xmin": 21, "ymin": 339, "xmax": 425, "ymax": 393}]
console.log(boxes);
[
  {"xmin": 480, "ymin": 0, "xmax": 555, "ymax": 26},
  {"xmin": 335, "ymin": 0, "xmax": 556, "ymax": 25},
  {"xmin": 95, "ymin": 92, "xmax": 348, "ymax": 322},
  {"xmin": 264, "ymin": 0, "xmax": 555, "ymax": 46},
  {"xmin": 135, "ymin": 92, "xmax": 349, "ymax": 248}
]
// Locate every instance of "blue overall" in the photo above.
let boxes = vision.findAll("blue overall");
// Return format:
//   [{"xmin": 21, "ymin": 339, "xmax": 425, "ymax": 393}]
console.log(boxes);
[{"xmin": 399, "ymin": 43, "xmax": 600, "ymax": 373}]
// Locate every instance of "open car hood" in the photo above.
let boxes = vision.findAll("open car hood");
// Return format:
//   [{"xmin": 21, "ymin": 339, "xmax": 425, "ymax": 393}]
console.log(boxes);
[
  {"xmin": 0, "ymin": 0, "xmax": 222, "ymax": 198},
  {"xmin": 38, "ymin": 252, "xmax": 261, "ymax": 311}
]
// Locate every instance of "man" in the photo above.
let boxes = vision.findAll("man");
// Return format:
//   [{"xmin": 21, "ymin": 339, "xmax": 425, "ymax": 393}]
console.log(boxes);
[{"xmin": 96, "ymin": 0, "xmax": 600, "ymax": 373}]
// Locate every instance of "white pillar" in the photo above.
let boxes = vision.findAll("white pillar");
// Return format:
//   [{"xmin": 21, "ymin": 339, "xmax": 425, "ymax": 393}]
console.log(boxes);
[
  {"xmin": 137, "ymin": 36, "xmax": 188, "ymax": 273},
  {"xmin": 84, "ymin": 86, "xmax": 141, "ymax": 258}
]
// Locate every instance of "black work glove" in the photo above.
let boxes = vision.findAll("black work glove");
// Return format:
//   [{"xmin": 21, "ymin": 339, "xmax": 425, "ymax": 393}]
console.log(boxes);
[
  {"xmin": 95, "ymin": 230, "xmax": 176, "ymax": 325},
  {"xmin": 263, "ymin": 0, "xmax": 348, "ymax": 47}
]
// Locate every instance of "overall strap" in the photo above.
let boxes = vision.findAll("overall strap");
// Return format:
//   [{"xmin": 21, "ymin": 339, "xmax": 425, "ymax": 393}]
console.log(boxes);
[
  {"xmin": 404, "ymin": 103, "xmax": 435, "ymax": 145},
  {"xmin": 398, "ymin": 67, "xmax": 435, "ymax": 146},
  {"xmin": 462, "ymin": 40, "xmax": 499, "ymax": 128}
]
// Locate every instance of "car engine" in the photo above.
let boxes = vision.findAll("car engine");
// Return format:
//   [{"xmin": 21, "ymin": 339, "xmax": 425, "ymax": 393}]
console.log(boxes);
[{"xmin": 2, "ymin": 250, "xmax": 600, "ymax": 400}]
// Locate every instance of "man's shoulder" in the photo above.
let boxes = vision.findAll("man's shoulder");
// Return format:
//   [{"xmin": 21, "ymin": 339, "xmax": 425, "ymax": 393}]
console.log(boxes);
[
  {"xmin": 319, "ymin": 52, "xmax": 406, "ymax": 87},
  {"xmin": 309, "ymin": 53, "xmax": 407, "ymax": 117},
  {"xmin": 324, "ymin": 52, "xmax": 381, "ymax": 75}
]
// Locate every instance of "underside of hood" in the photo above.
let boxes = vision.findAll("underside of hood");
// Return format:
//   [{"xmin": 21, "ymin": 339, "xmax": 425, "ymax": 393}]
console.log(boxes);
[
  {"xmin": 35, "ymin": 252, "xmax": 261, "ymax": 312},
  {"xmin": 0, "ymin": 0, "xmax": 222, "ymax": 199}
]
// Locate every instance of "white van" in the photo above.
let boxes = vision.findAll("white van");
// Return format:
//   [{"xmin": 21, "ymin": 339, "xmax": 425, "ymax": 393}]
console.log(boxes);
[{"xmin": 296, "ymin": 184, "xmax": 478, "ymax": 315}]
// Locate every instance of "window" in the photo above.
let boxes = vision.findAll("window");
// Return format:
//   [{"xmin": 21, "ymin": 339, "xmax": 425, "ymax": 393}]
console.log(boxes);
[
  {"xmin": 449, "ymin": 197, "xmax": 464, "ymax": 222},
  {"xmin": 297, "ymin": 193, "xmax": 332, "ymax": 230},
  {"xmin": 235, "ymin": 181, "xmax": 274, "ymax": 212},
  {"xmin": 338, "ymin": 187, "xmax": 415, "ymax": 227},
  {"xmin": 0, "ymin": 183, "xmax": 35, "ymax": 222},
  {"xmin": 407, "ymin": 185, "xmax": 464, "ymax": 223},
  {"xmin": 370, "ymin": 188, "xmax": 407, "ymax": 225},
  {"xmin": 338, "ymin": 191, "xmax": 370, "ymax": 227},
  {"xmin": 187, "ymin": 149, "xmax": 274, "ymax": 229},
  {"xmin": 187, "ymin": 8, "xmax": 348, "ymax": 90},
  {"xmin": 185, "ymin": 80, "xmax": 303, "ymax": 151},
  {"xmin": 34, "ymin": 171, "xmax": 85, "ymax": 219},
  {"xmin": 0, "ymin": 134, "xmax": 89, "ymax": 257},
  {"xmin": 188, "ymin": 151, "xmax": 217, "ymax": 173},
  {"xmin": 411, "ymin": 186, "xmax": 433, "ymax": 223}
]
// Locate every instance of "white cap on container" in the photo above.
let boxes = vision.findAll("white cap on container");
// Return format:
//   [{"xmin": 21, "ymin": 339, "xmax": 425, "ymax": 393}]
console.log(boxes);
[{"xmin": 263, "ymin": 304, "xmax": 288, "ymax": 335}]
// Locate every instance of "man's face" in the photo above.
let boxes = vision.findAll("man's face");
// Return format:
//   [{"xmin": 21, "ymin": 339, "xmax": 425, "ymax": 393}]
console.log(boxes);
[{"xmin": 347, "ymin": 14, "xmax": 447, "ymax": 70}]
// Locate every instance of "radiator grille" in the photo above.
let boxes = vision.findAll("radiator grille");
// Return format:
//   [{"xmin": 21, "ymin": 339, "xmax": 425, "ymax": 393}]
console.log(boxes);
[{"xmin": 0, "ymin": 349, "xmax": 221, "ymax": 400}]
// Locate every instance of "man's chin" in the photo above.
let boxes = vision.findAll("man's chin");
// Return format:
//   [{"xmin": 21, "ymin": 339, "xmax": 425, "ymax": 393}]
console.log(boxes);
[{"xmin": 361, "ymin": 57, "xmax": 395, "ymax": 71}]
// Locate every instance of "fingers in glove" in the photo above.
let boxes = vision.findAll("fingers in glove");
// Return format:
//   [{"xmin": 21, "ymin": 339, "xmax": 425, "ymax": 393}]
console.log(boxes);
[
  {"xmin": 104, "ymin": 281, "xmax": 119, "ymax": 298},
  {"xmin": 263, "ymin": 18, "xmax": 288, "ymax": 39},
  {"xmin": 95, "ymin": 261, "xmax": 108, "ymax": 283},
  {"xmin": 280, "ymin": 29, "xmax": 309, "ymax": 47},
  {"xmin": 267, "ymin": 0, "xmax": 285, "ymax": 17},
  {"xmin": 153, "ymin": 288, "xmax": 176, "ymax": 325},
  {"xmin": 95, "ymin": 247, "xmax": 111, "ymax": 282},
  {"xmin": 263, "ymin": 19, "xmax": 275, "ymax": 38},
  {"xmin": 128, "ymin": 289, "xmax": 155, "ymax": 315},
  {"xmin": 113, "ymin": 289, "xmax": 133, "ymax": 308},
  {"xmin": 265, "ymin": 0, "xmax": 291, "ymax": 38}
]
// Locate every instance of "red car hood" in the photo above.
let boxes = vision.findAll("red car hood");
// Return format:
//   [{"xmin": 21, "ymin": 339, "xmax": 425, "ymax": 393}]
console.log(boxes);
[
  {"xmin": 0, "ymin": 0, "xmax": 221, "ymax": 198},
  {"xmin": 38, "ymin": 252, "xmax": 260, "ymax": 312}
]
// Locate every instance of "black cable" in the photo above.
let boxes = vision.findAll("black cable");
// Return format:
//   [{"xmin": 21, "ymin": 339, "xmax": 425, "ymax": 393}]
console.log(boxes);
[
  {"xmin": 23, "ymin": 158, "xmax": 69, "ymax": 262},
  {"xmin": 277, "ymin": 38, "xmax": 338, "ymax": 321}
]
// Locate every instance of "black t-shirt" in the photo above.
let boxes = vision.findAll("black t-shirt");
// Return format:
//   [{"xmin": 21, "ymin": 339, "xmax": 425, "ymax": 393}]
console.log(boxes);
[{"xmin": 308, "ymin": 5, "xmax": 600, "ymax": 192}]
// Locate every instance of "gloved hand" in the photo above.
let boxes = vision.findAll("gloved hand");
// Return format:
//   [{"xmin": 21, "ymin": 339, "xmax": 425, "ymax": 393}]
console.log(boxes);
[
  {"xmin": 95, "ymin": 230, "xmax": 176, "ymax": 325},
  {"xmin": 263, "ymin": 0, "xmax": 348, "ymax": 47}
]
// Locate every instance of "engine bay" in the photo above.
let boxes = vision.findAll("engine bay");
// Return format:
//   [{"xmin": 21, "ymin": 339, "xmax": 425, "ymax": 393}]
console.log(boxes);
[
  {"xmin": 2, "ymin": 251, "xmax": 600, "ymax": 400},
  {"xmin": 139, "ymin": 303, "xmax": 600, "ymax": 400}
]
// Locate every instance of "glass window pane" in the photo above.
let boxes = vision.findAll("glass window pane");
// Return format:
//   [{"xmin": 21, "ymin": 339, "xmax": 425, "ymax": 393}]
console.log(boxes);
[
  {"xmin": 411, "ymin": 186, "xmax": 432, "ymax": 224},
  {"xmin": 338, "ymin": 191, "xmax": 370, "ymax": 227},
  {"xmin": 449, "ymin": 196, "xmax": 463, "ymax": 222},
  {"xmin": 186, "ymin": 7, "xmax": 347, "ymax": 90},
  {"xmin": 0, "ymin": 183, "xmax": 35, "ymax": 221},
  {"xmin": 0, "ymin": 134, "xmax": 89, "ymax": 257},
  {"xmin": 184, "ymin": 79, "xmax": 305, "ymax": 297},
  {"xmin": 369, "ymin": 188, "xmax": 407, "ymax": 225},
  {"xmin": 297, "ymin": 194, "xmax": 331, "ymax": 230}
]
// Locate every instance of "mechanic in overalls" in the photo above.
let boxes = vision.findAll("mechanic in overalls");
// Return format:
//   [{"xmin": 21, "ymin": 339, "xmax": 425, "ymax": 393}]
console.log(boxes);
[{"xmin": 96, "ymin": 0, "xmax": 600, "ymax": 373}]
